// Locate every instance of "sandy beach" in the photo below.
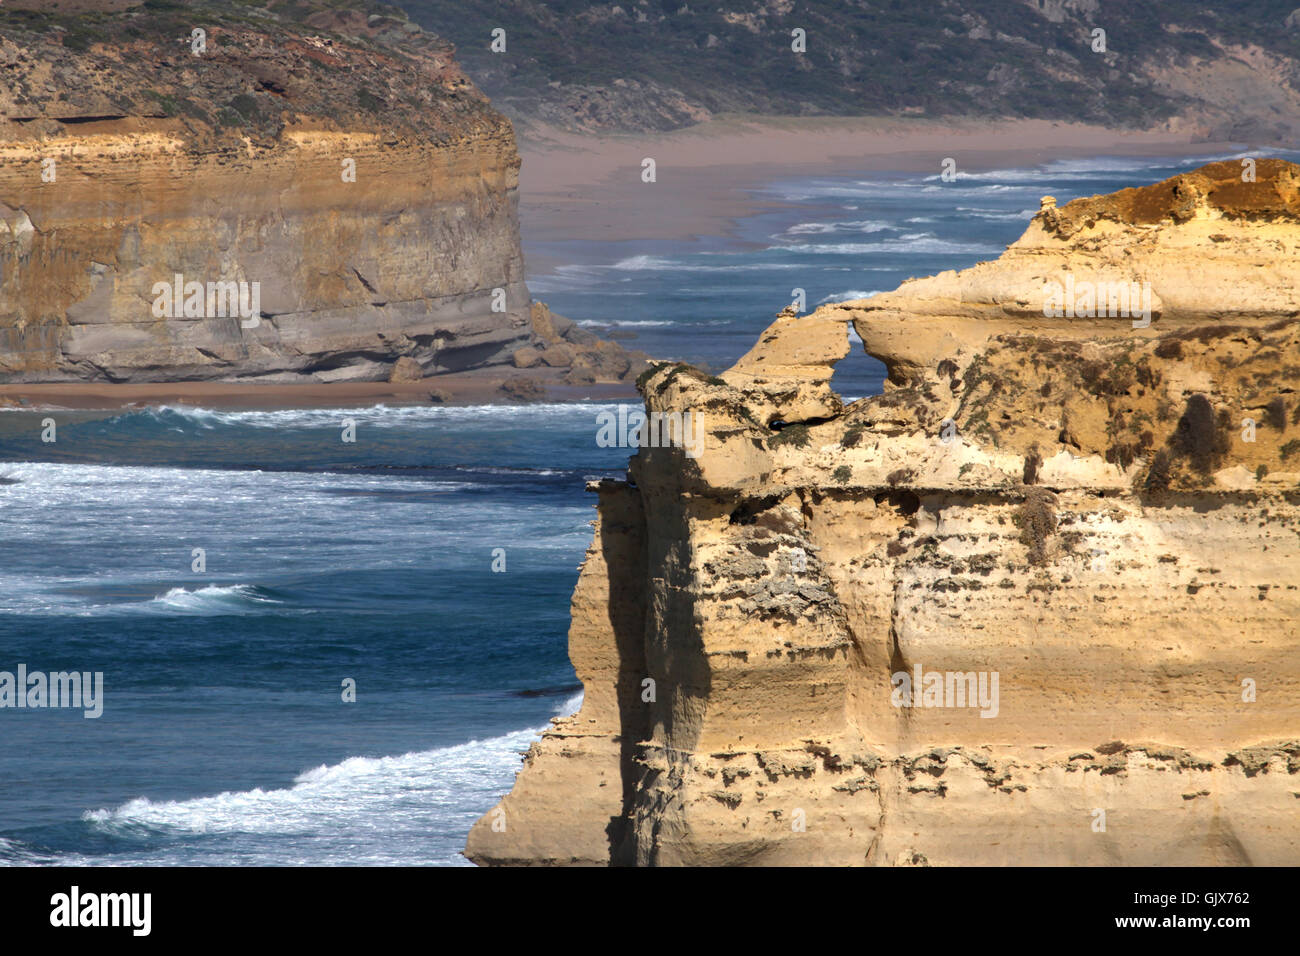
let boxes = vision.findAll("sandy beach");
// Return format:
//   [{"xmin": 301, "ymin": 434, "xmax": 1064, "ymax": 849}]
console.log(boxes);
[
  {"xmin": 0, "ymin": 367, "xmax": 636, "ymax": 412},
  {"xmin": 516, "ymin": 115, "xmax": 1248, "ymax": 258}
]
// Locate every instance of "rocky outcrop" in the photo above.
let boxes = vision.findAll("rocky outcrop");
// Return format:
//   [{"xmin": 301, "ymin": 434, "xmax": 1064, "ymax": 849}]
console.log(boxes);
[
  {"xmin": 467, "ymin": 161, "xmax": 1300, "ymax": 866},
  {"xmin": 0, "ymin": 1, "xmax": 531, "ymax": 383},
  {"xmin": 514, "ymin": 302, "xmax": 651, "ymax": 386}
]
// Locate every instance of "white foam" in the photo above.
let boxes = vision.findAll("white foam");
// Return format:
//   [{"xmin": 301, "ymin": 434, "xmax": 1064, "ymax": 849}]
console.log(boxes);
[
  {"xmin": 783, "ymin": 219, "xmax": 891, "ymax": 236},
  {"xmin": 921, "ymin": 158, "xmax": 1155, "ymax": 184},
  {"xmin": 143, "ymin": 584, "xmax": 280, "ymax": 615},
  {"xmin": 764, "ymin": 179, "xmax": 908, "ymax": 201},
  {"xmin": 818, "ymin": 290, "xmax": 882, "ymax": 304},
  {"xmin": 0, "ymin": 836, "xmax": 57, "ymax": 865},
  {"xmin": 955, "ymin": 206, "xmax": 1037, "ymax": 221},
  {"xmin": 610, "ymin": 254, "xmax": 674, "ymax": 271},
  {"xmin": 94, "ymin": 401, "xmax": 632, "ymax": 431},
  {"xmin": 577, "ymin": 319, "xmax": 671, "ymax": 327},
  {"xmin": 0, "ymin": 456, "xmax": 597, "ymax": 616},
  {"xmin": 78, "ymin": 691, "xmax": 585, "ymax": 865},
  {"xmin": 608, "ymin": 255, "xmax": 801, "ymax": 273},
  {"xmin": 451, "ymin": 465, "xmax": 568, "ymax": 477},
  {"xmin": 780, "ymin": 236, "xmax": 1002, "ymax": 256}
]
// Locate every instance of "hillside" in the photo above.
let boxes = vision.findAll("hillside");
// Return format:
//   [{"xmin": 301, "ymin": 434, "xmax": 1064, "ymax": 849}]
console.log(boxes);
[{"xmin": 399, "ymin": 0, "xmax": 1300, "ymax": 139}]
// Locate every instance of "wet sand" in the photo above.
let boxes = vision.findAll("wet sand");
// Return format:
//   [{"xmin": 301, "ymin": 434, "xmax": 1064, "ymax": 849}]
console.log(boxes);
[
  {"xmin": 516, "ymin": 114, "xmax": 1246, "ymax": 266},
  {"xmin": 0, "ymin": 368, "xmax": 637, "ymax": 412}
]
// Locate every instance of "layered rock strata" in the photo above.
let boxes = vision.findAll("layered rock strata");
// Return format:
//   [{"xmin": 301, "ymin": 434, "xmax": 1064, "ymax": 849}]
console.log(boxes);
[
  {"xmin": 468, "ymin": 160, "xmax": 1300, "ymax": 866},
  {"xmin": 0, "ymin": 2, "xmax": 530, "ymax": 383}
]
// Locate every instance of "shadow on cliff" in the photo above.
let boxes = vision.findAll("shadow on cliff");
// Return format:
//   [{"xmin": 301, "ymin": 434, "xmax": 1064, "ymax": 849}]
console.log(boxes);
[
  {"xmin": 598, "ymin": 474, "xmax": 712, "ymax": 865},
  {"xmin": 594, "ymin": 483, "xmax": 649, "ymax": 865}
]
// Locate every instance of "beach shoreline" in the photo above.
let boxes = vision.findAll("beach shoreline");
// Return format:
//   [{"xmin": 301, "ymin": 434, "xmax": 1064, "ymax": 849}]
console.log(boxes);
[
  {"xmin": 515, "ymin": 115, "xmax": 1253, "ymax": 262},
  {"xmin": 0, "ymin": 369, "xmax": 638, "ymax": 412}
]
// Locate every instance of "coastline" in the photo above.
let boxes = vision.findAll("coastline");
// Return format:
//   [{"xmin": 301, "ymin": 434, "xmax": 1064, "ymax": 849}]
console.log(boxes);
[
  {"xmin": 2, "ymin": 115, "xmax": 1262, "ymax": 412},
  {"xmin": 0, "ymin": 368, "xmax": 637, "ymax": 412},
  {"xmin": 516, "ymin": 115, "xmax": 1252, "ymax": 262}
]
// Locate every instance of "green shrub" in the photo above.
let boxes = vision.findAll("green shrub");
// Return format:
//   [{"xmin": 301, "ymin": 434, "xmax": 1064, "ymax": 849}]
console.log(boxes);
[
  {"xmin": 1266, "ymin": 397, "xmax": 1286, "ymax": 431},
  {"xmin": 1172, "ymin": 394, "xmax": 1228, "ymax": 474},
  {"xmin": 228, "ymin": 93, "xmax": 260, "ymax": 120},
  {"xmin": 886, "ymin": 467, "xmax": 914, "ymax": 487},
  {"xmin": 1144, "ymin": 449, "xmax": 1172, "ymax": 493},
  {"xmin": 1022, "ymin": 445, "xmax": 1042, "ymax": 485},
  {"xmin": 144, "ymin": 89, "xmax": 181, "ymax": 117},
  {"xmin": 1016, "ymin": 489, "xmax": 1057, "ymax": 566},
  {"xmin": 357, "ymin": 88, "xmax": 386, "ymax": 112},
  {"xmin": 61, "ymin": 28, "xmax": 93, "ymax": 53},
  {"xmin": 769, "ymin": 423, "xmax": 811, "ymax": 449}
]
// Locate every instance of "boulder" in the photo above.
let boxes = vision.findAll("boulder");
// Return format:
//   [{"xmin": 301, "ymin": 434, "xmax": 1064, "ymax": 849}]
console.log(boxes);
[
  {"xmin": 512, "ymin": 347, "xmax": 543, "ymax": 369},
  {"xmin": 499, "ymin": 374, "xmax": 547, "ymax": 402},
  {"xmin": 564, "ymin": 326, "xmax": 600, "ymax": 347},
  {"xmin": 388, "ymin": 356, "xmax": 424, "ymax": 383},
  {"xmin": 530, "ymin": 301, "xmax": 574, "ymax": 345},
  {"xmin": 538, "ymin": 344, "xmax": 574, "ymax": 368}
]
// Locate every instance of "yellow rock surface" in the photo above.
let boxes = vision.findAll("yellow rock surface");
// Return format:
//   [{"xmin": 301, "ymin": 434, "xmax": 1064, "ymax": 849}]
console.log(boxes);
[{"xmin": 468, "ymin": 162, "xmax": 1300, "ymax": 866}]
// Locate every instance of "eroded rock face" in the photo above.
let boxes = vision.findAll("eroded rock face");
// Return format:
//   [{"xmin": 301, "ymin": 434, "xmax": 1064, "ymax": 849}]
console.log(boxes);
[
  {"xmin": 0, "ymin": 2, "xmax": 530, "ymax": 383},
  {"xmin": 510, "ymin": 301, "xmax": 650, "ymax": 388},
  {"xmin": 467, "ymin": 161, "xmax": 1300, "ymax": 866},
  {"xmin": 849, "ymin": 159, "xmax": 1300, "ymax": 393}
]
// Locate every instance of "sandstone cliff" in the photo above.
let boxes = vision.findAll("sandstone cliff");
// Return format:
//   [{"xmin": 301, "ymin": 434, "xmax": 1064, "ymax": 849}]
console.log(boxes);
[
  {"xmin": 468, "ymin": 160, "xmax": 1300, "ymax": 866},
  {"xmin": 0, "ymin": 1, "xmax": 531, "ymax": 383}
]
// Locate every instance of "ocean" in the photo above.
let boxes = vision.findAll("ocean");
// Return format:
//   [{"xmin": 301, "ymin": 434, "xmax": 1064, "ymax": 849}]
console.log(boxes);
[{"xmin": 0, "ymin": 149, "xmax": 1282, "ymax": 865}]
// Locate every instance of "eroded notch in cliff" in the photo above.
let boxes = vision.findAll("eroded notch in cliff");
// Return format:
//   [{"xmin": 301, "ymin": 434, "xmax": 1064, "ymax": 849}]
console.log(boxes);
[{"xmin": 728, "ymin": 495, "xmax": 784, "ymax": 526}]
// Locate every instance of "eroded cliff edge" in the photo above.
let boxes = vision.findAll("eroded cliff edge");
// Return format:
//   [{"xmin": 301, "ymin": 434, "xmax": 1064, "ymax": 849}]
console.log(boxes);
[
  {"xmin": 0, "ymin": 2, "xmax": 530, "ymax": 383},
  {"xmin": 467, "ymin": 160, "xmax": 1300, "ymax": 866}
]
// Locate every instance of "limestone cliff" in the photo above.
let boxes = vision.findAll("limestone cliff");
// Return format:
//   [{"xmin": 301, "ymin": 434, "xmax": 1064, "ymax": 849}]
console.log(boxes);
[
  {"xmin": 467, "ymin": 160, "xmax": 1300, "ymax": 866},
  {"xmin": 0, "ymin": 1, "xmax": 530, "ymax": 383}
]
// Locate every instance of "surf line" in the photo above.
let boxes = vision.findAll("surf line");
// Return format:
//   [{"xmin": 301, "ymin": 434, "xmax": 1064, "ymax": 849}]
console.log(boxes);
[{"xmin": 0, "ymin": 665, "xmax": 103, "ymax": 718}]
